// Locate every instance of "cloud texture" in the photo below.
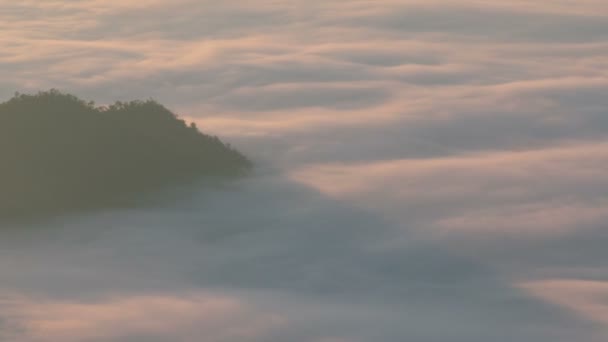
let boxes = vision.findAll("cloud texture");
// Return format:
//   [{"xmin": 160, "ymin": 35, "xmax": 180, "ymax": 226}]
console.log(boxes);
[{"xmin": 1, "ymin": 0, "xmax": 607, "ymax": 341}]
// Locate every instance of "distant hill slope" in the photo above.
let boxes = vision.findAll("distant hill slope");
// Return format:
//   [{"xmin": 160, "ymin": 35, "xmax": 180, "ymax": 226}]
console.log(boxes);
[{"xmin": 0, "ymin": 90, "xmax": 252, "ymax": 221}]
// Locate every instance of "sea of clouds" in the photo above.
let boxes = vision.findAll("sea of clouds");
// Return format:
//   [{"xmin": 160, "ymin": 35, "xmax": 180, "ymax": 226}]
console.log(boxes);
[{"xmin": 1, "ymin": 1, "xmax": 608, "ymax": 341}]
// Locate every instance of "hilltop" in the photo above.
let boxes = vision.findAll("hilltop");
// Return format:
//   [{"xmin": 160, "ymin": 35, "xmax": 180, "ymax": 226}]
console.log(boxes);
[{"xmin": 0, "ymin": 90, "xmax": 252, "ymax": 221}]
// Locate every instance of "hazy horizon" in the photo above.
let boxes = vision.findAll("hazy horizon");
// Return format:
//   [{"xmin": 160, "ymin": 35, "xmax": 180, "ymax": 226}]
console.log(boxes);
[{"xmin": 1, "ymin": 1, "xmax": 608, "ymax": 341}]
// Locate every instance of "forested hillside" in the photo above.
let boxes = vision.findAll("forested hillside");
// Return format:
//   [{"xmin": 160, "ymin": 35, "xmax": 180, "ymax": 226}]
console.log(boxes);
[{"xmin": 0, "ymin": 90, "xmax": 252, "ymax": 221}]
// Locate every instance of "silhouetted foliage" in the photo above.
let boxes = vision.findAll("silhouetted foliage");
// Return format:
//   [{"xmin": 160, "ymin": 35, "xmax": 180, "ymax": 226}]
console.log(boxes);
[{"xmin": 0, "ymin": 90, "xmax": 252, "ymax": 221}]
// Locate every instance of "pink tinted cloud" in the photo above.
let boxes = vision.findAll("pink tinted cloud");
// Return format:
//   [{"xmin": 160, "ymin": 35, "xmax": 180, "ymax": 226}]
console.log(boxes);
[
  {"xmin": 519, "ymin": 279, "xmax": 608, "ymax": 327},
  {"xmin": 1, "ymin": 292, "xmax": 284, "ymax": 342},
  {"xmin": 291, "ymin": 140, "xmax": 608, "ymax": 237}
]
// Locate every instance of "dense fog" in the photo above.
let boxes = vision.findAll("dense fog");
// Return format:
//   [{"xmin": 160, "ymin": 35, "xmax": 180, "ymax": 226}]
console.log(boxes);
[{"xmin": 2, "ymin": 1, "xmax": 608, "ymax": 341}]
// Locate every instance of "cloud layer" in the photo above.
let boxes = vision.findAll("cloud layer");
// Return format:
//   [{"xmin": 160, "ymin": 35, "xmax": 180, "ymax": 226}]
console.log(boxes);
[{"xmin": 1, "ymin": 0, "xmax": 608, "ymax": 341}]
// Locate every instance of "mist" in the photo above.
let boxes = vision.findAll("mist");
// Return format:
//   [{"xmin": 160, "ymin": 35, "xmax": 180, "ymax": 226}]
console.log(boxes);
[
  {"xmin": 2, "ymin": 0, "xmax": 608, "ymax": 341},
  {"xmin": 1, "ymin": 169, "xmax": 599, "ymax": 342}
]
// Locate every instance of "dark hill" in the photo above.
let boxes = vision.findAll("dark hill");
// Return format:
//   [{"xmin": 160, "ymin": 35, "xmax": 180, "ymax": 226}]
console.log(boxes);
[{"xmin": 0, "ymin": 90, "xmax": 252, "ymax": 222}]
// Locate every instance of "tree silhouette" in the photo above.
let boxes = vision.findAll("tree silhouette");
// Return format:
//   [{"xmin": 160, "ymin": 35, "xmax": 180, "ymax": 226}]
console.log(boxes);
[{"xmin": 0, "ymin": 90, "xmax": 252, "ymax": 222}]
